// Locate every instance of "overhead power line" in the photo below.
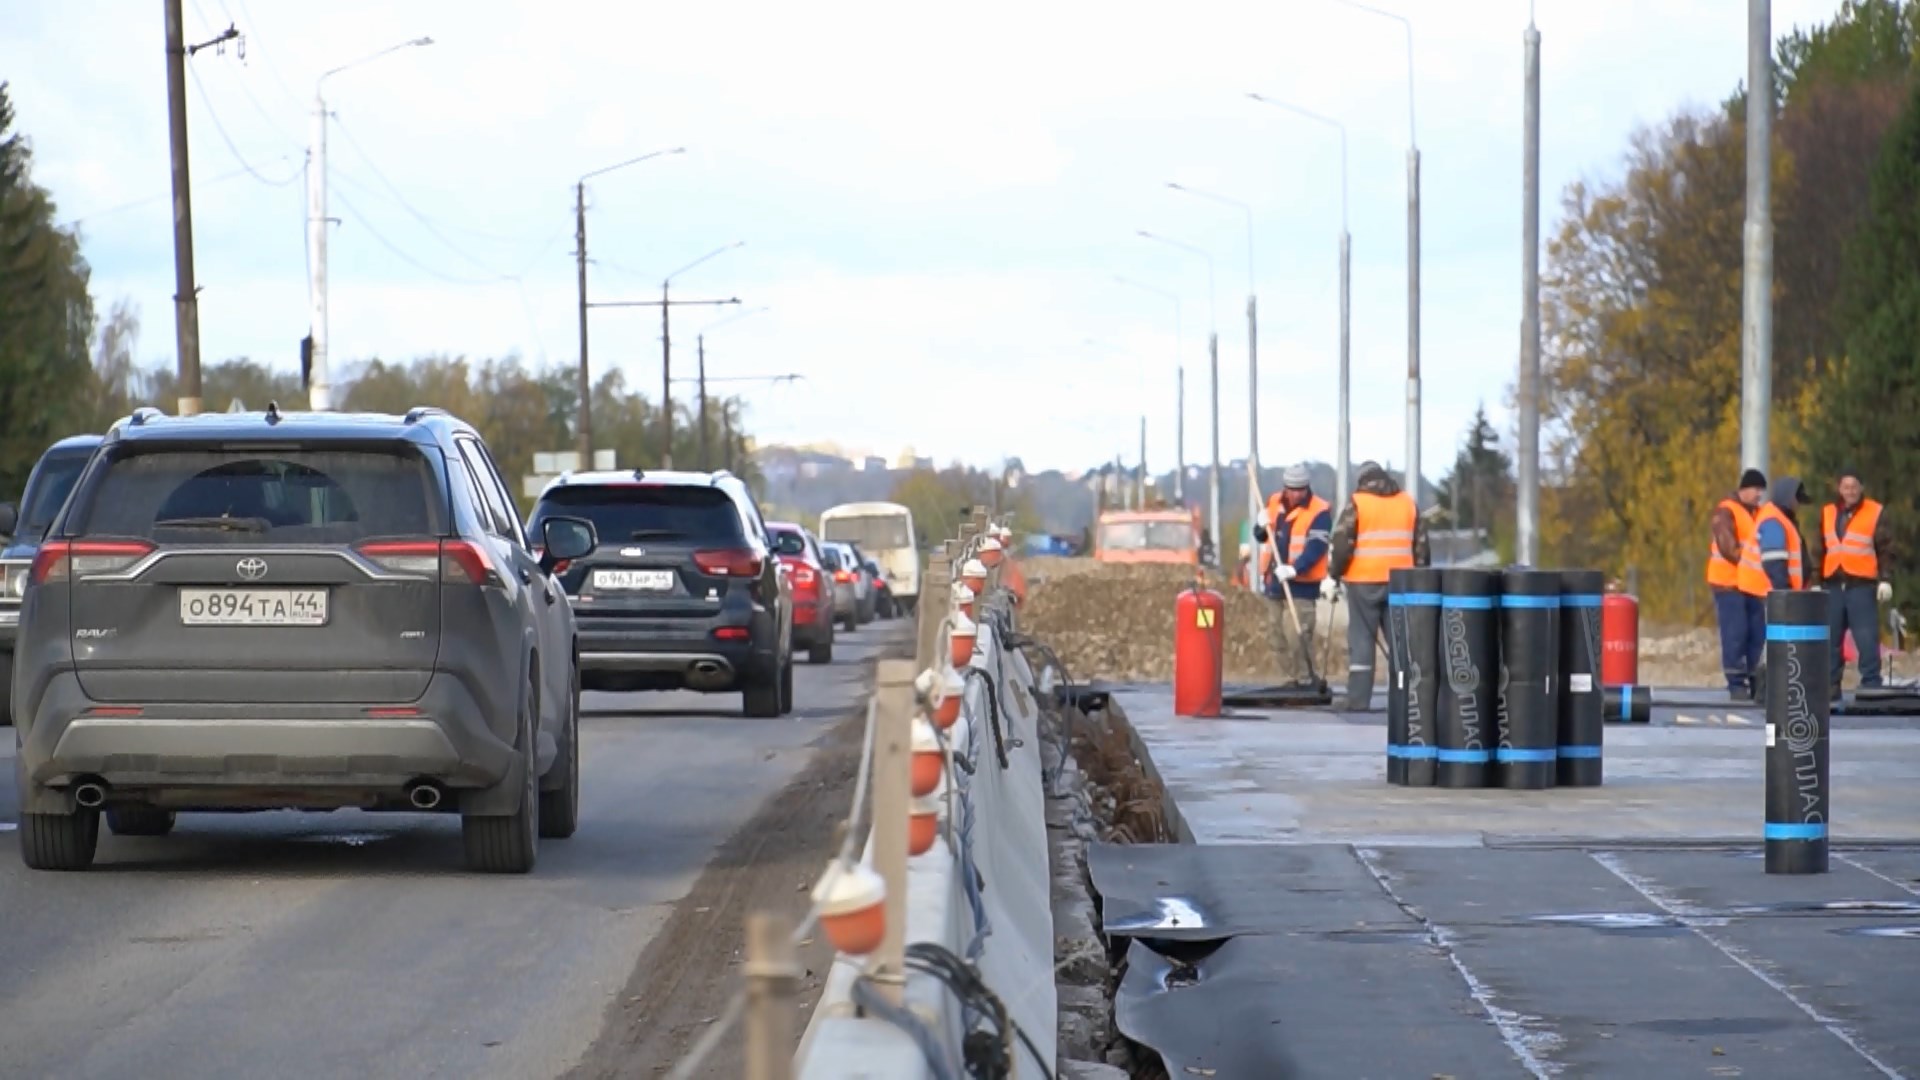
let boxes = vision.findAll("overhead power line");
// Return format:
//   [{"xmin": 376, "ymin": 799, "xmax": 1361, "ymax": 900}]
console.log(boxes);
[{"xmin": 186, "ymin": 62, "xmax": 302, "ymax": 188}]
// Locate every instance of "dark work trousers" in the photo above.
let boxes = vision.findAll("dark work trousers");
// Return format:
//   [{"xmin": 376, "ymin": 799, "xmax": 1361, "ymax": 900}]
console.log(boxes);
[
  {"xmin": 1712, "ymin": 587, "xmax": 1766, "ymax": 692},
  {"xmin": 1344, "ymin": 581, "xmax": 1390, "ymax": 711},
  {"xmin": 1828, "ymin": 582, "xmax": 1883, "ymax": 693}
]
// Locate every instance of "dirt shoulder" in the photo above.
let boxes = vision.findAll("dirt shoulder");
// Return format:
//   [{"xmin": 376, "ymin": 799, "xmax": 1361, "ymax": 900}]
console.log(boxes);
[{"xmin": 562, "ymin": 637, "xmax": 907, "ymax": 1079}]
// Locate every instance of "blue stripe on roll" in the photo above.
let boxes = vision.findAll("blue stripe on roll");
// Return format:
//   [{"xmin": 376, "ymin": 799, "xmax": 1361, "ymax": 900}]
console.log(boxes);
[
  {"xmin": 1558, "ymin": 745, "xmax": 1601, "ymax": 759},
  {"xmin": 1389, "ymin": 592, "xmax": 1441, "ymax": 606},
  {"xmin": 1561, "ymin": 594, "xmax": 1602, "ymax": 608},
  {"xmin": 1764, "ymin": 822, "xmax": 1828, "ymax": 841},
  {"xmin": 1499, "ymin": 595, "xmax": 1561, "ymax": 609},
  {"xmin": 1387, "ymin": 745, "xmax": 1438, "ymax": 760},
  {"xmin": 1436, "ymin": 748, "xmax": 1492, "ymax": 763},
  {"xmin": 1619, "ymin": 685, "xmax": 1633, "ymax": 718},
  {"xmin": 1495, "ymin": 747, "xmax": 1557, "ymax": 763},
  {"xmin": 1441, "ymin": 596, "xmax": 1496, "ymax": 610},
  {"xmin": 1766, "ymin": 624, "xmax": 1827, "ymax": 642}
]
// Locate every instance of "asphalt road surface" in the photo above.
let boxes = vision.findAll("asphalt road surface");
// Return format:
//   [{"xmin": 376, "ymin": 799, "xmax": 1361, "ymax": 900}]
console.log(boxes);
[{"xmin": 0, "ymin": 618, "xmax": 910, "ymax": 1080}]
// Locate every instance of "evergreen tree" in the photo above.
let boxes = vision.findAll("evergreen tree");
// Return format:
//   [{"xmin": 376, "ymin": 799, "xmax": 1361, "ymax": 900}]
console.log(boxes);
[
  {"xmin": 1812, "ymin": 77, "xmax": 1920, "ymax": 597},
  {"xmin": 0, "ymin": 82, "xmax": 96, "ymax": 496},
  {"xmin": 1438, "ymin": 403, "xmax": 1514, "ymax": 536}
]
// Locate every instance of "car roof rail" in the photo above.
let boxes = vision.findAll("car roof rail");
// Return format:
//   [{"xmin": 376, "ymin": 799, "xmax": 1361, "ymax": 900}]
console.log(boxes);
[
  {"xmin": 404, "ymin": 405, "xmax": 450, "ymax": 424},
  {"xmin": 127, "ymin": 406, "xmax": 166, "ymax": 427}
]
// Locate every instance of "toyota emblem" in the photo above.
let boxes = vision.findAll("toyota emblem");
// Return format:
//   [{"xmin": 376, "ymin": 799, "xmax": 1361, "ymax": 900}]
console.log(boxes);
[
  {"xmin": 620, "ymin": 546, "xmax": 646, "ymax": 557},
  {"xmin": 236, "ymin": 557, "xmax": 269, "ymax": 581}
]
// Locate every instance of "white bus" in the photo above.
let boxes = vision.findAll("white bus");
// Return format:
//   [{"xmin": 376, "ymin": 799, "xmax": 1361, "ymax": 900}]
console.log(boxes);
[{"xmin": 818, "ymin": 501, "xmax": 919, "ymax": 613}]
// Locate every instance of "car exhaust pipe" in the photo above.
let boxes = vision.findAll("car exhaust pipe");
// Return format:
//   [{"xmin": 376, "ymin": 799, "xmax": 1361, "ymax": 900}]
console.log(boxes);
[
  {"xmin": 692, "ymin": 660, "xmax": 724, "ymax": 677},
  {"xmin": 73, "ymin": 779, "xmax": 109, "ymax": 809},
  {"xmin": 406, "ymin": 780, "xmax": 444, "ymax": 810}
]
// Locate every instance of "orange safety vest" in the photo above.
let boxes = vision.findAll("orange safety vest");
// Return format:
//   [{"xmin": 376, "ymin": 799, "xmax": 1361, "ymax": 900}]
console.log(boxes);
[
  {"xmin": 1286, "ymin": 495, "xmax": 1331, "ymax": 583},
  {"xmin": 1738, "ymin": 502, "xmax": 1803, "ymax": 596},
  {"xmin": 1821, "ymin": 498, "xmax": 1882, "ymax": 580},
  {"xmin": 1705, "ymin": 498, "xmax": 1753, "ymax": 589},
  {"xmin": 1344, "ymin": 491, "xmax": 1417, "ymax": 583}
]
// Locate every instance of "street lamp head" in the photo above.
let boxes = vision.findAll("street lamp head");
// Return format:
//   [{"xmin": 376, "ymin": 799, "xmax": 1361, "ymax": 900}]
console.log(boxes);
[{"xmin": 409, "ymin": 37, "xmax": 435, "ymax": 47}]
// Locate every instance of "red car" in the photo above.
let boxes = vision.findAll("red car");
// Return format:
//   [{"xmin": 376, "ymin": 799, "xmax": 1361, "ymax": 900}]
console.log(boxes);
[{"xmin": 768, "ymin": 522, "xmax": 836, "ymax": 663}]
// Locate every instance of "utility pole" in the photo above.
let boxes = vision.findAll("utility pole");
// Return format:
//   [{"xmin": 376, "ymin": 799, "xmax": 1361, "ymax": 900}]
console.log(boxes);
[
  {"xmin": 1406, "ymin": 146, "xmax": 1422, "ymax": 508},
  {"xmin": 1138, "ymin": 415, "xmax": 1147, "ymax": 505},
  {"xmin": 163, "ymin": 1, "xmax": 233, "ymax": 417},
  {"xmin": 1208, "ymin": 332, "xmax": 1221, "ymax": 558},
  {"xmin": 1247, "ymin": 294, "xmax": 1259, "ymax": 516},
  {"xmin": 1518, "ymin": 13, "xmax": 1542, "ymax": 565},
  {"xmin": 575, "ymin": 183, "xmax": 592, "ymax": 462},
  {"xmin": 662, "ymin": 284, "xmax": 672, "ymax": 467},
  {"xmin": 1176, "ymin": 367, "xmax": 1186, "ymax": 503},
  {"xmin": 1741, "ymin": 0, "xmax": 1774, "ymax": 477},
  {"xmin": 1338, "ymin": 231, "xmax": 1352, "ymax": 507}
]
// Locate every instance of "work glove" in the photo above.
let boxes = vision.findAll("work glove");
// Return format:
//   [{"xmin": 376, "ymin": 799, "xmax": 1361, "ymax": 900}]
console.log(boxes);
[
  {"xmin": 1252, "ymin": 524, "xmax": 1269, "ymax": 544},
  {"xmin": 1320, "ymin": 578, "xmax": 1340, "ymax": 601},
  {"xmin": 1878, "ymin": 581, "xmax": 1893, "ymax": 604},
  {"xmin": 1274, "ymin": 564, "xmax": 1298, "ymax": 582}
]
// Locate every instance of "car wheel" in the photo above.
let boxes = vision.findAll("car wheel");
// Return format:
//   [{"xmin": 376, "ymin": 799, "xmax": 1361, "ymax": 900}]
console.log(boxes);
[
  {"xmin": 20, "ymin": 808, "xmax": 100, "ymax": 871},
  {"xmin": 538, "ymin": 660, "xmax": 581, "ymax": 840},
  {"xmin": 809, "ymin": 633, "xmax": 833, "ymax": 664},
  {"xmin": 0, "ymin": 652, "xmax": 13, "ymax": 726},
  {"xmin": 842, "ymin": 611, "xmax": 858, "ymax": 632},
  {"xmin": 743, "ymin": 666, "xmax": 782, "ymax": 718},
  {"xmin": 463, "ymin": 678, "xmax": 540, "ymax": 873},
  {"xmin": 778, "ymin": 655, "xmax": 795, "ymax": 715},
  {"xmin": 106, "ymin": 807, "xmax": 176, "ymax": 837}
]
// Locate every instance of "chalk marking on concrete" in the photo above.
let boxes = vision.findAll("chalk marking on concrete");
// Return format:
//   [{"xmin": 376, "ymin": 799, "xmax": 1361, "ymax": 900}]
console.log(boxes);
[
  {"xmin": 1351, "ymin": 846, "xmax": 1562, "ymax": 1078},
  {"xmin": 1591, "ymin": 851, "xmax": 1907, "ymax": 1080},
  {"xmin": 1835, "ymin": 852, "xmax": 1920, "ymax": 899}
]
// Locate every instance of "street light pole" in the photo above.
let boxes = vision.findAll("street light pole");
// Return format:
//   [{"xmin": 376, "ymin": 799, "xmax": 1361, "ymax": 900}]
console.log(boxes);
[
  {"xmin": 1139, "ymin": 230, "xmax": 1220, "ymax": 552},
  {"xmin": 574, "ymin": 147, "xmax": 687, "ymax": 462},
  {"xmin": 660, "ymin": 241, "xmax": 746, "ymax": 468},
  {"xmin": 1113, "ymin": 277, "xmax": 1186, "ymax": 502},
  {"xmin": 1333, "ymin": 0, "xmax": 1422, "ymax": 505},
  {"xmin": 1741, "ymin": 0, "xmax": 1775, "ymax": 478},
  {"xmin": 308, "ymin": 36, "xmax": 435, "ymax": 412},
  {"xmin": 1167, "ymin": 182, "xmax": 1259, "ymax": 520},
  {"xmin": 1248, "ymin": 93, "xmax": 1352, "ymax": 506},
  {"xmin": 1518, "ymin": 11, "xmax": 1543, "ymax": 565}
]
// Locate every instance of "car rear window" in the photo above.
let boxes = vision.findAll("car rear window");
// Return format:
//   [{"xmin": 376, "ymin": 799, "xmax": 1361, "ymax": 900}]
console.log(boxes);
[
  {"xmin": 769, "ymin": 528, "xmax": 808, "ymax": 557},
  {"xmin": 19, "ymin": 451, "xmax": 91, "ymax": 541},
  {"xmin": 822, "ymin": 514, "xmax": 911, "ymax": 550},
  {"xmin": 530, "ymin": 484, "xmax": 745, "ymax": 546},
  {"xmin": 70, "ymin": 445, "xmax": 446, "ymax": 544}
]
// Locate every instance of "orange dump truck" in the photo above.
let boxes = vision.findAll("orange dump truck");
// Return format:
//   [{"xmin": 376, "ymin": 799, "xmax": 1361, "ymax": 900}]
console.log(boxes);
[{"xmin": 1093, "ymin": 506, "xmax": 1200, "ymax": 565}]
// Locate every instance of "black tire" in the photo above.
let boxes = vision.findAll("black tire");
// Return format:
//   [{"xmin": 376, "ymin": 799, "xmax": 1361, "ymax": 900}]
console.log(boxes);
[
  {"xmin": 20, "ymin": 809, "xmax": 100, "ymax": 871},
  {"xmin": 778, "ymin": 656, "xmax": 795, "ymax": 715},
  {"xmin": 743, "ymin": 671, "xmax": 781, "ymax": 717},
  {"xmin": 1, "ymin": 652, "xmax": 13, "ymax": 726},
  {"xmin": 809, "ymin": 634, "xmax": 833, "ymax": 664},
  {"xmin": 463, "ymin": 679, "xmax": 540, "ymax": 873},
  {"xmin": 538, "ymin": 661, "xmax": 581, "ymax": 840},
  {"xmin": 842, "ymin": 612, "xmax": 858, "ymax": 632},
  {"xmin": 106, "ymin": 807, "xmax": 176, "ymax": 837}
]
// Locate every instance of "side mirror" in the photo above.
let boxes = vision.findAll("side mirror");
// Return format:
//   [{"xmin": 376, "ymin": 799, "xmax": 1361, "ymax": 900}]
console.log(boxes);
[
  {"xmin": 540, "ymin": 516, "xmax": 597, "ymax": 572},
  {"xmin": 0, "ymin": 503, "xmax": 15, "ymax": 538}
]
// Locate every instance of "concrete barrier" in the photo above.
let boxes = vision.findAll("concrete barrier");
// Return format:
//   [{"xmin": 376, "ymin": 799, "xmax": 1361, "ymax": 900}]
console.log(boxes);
[{"xmin": 795, "ymin": 557, "xmax": 1057, "ymax": 1077}]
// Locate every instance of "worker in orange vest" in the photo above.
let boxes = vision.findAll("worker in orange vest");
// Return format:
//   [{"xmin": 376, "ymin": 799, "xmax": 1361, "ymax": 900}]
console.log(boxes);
[
  {"xmin": 1740, "ymin": 477, "xmax": 1809, "ymax": 703},
  {"xmin": 1252, "ymin": 464, "xmax": 1332, "ymax": 684},
  {"xmin": 1708, "ymin": 468, "xmax": 1768, "ymax": 700},
  {"xmin": 1329, "ymin": 461, "xmax": 1429, "ymax": 711},
  {"xmin": 1822, "ymin": 468, "xmax": 1892, "ymax": 700}
]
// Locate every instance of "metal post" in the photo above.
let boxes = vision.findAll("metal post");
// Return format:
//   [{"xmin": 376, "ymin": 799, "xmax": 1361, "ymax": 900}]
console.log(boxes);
[
  {"xmin": 661, "ymin": 283, "xmax": 673, "ymax": 469},
  {"xmin": 1406, "ymin": 149, "xmax": 1422, "ymax": 508},
  {"xmin": 574, "ymin": 182, "xmax": 592, "ymax": 461},
  {"xmin": 743, "ymin": 912, "xmax": 798, "ymax": 1080},
  {"xmin": 163, "ymin": 0, "xmax": 204, "ymax": 416},
  {"xmin": 697, "ymin": 334, "xmax": 709, "ymax": 471},
  {"xmin": 1208, "ymin": 332, "xmax": 1221, "ymax": 559},
  {"xmin": 866, "ymin": 659, "xmax": 915, "ymax": 1005},
  {"xmin": 1518, "ymin": 19, "xmax": 1542, "ymax": 566},
  {"xmin": 1139, "ymin": 415, "xmax": 1148, "ymax": 504},
  {"xmin": 1176, "ymin": 368, "xmax": 1186, "ymax": 502},
  {"xmin": 1337, "ymin": 232, "xmax": 1353, "ymax": 507},
  {"xmin": 1247, "ymin": 293, "xmax": 1260, "ymax": 526},
  {"xmin": 1741, "ymin": 0, "xmax": 1774, "ymax": 477}
]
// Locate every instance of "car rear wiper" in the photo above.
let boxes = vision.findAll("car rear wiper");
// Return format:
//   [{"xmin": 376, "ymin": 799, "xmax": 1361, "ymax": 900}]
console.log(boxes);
[
  {"xmin": 629, "ymin": 529, "xmax": 682, "ymax": 539},
  {"xmin": 152, "ymin": 516, "xmax": 269, "ymax": 533}
]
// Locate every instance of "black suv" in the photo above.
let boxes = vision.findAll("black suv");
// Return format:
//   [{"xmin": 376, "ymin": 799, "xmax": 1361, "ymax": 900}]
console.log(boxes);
[
  {"xmin": 2, "ymin": 433, "xmax": 104, "ymax": 726},
  {"xmin": 12, "ymin": 406, "xmax": 599, "ymax": 873},
  {"xmin": 526, "ymin": 469, "xmax": 794, "ymax": 717}
]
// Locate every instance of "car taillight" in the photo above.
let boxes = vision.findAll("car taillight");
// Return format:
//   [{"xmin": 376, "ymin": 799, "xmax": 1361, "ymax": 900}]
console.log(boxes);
[
  {"xmin": 712, "ymin": 626, "xmax": 750, "ymax": 641},
  {"xmin": 792, "ymin": 566, "xmax": 817, "ymax": 586},
  {"xmin": 693, "ymin": 549, "xmax": 763, "ymax": 577},
  {"xmin": 31, "ymin": 539, "xmax": 155, "ymax": 584},
  {"xmin": 358, "ymin": 539, "xmax": 498, "ymax": 586},
  {"xmin": 834, "ymin": 569, "xmax": 853, "ymax": 583}
]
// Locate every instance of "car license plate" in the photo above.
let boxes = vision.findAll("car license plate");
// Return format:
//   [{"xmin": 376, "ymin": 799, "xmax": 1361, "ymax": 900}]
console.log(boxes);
[
  {"xmin": 594, "ymin": 569, "xmax": 675, "ymax": 591},
  {"xmin": 179, "ymin": 588, "xmax": 329, "ymax": 626}
]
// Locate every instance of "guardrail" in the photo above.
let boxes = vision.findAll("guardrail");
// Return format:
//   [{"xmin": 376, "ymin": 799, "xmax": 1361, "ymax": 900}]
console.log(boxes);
[{"xmin": 662, "ymin": 508, "xmax": 1058, "ymax": 1080}]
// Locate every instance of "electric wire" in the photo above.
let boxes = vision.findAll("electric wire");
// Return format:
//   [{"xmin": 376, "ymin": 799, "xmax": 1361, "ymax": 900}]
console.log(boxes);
[{"xmin": 185, "ymin": 62, "xmax": 303, "ymax": 188}]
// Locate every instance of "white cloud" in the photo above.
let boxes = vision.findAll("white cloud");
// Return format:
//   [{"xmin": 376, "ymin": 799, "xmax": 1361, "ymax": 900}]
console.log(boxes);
[{"xmin": 3, "ymin": 0, "xmax": 1845, "ymax": 477}]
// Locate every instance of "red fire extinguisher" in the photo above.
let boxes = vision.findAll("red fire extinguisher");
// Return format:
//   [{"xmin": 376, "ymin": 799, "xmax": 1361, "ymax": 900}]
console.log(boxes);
[{"xmin": 1175, "ymin": 584, "xmax": 1225, "ymax": 717}]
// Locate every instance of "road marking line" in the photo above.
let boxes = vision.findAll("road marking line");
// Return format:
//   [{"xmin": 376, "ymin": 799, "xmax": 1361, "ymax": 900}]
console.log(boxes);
[
  {"xmin": 1836, "ymin": 852, "xmax": 1920, "ymax": 899},
  {"xmin": 1352, "ymin": 846, "xmax": 1561, "ymax": 1078},
  {"xmin": 1591, "ymin": 851, "xmax": 1906, "ymax": 1079}
]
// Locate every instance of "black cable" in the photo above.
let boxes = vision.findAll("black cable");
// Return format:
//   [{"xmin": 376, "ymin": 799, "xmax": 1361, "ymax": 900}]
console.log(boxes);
[
  {"xmin": 962, "ymin": 666, "xmax": 1009, "ymax": 770},
  {"xmin": 904, "ymin": 943, "xmax": 1058, "ymax": 1080},
  {"xmin": 850, "ymin": 975, "xmax": 963, "ymax": 1080}
]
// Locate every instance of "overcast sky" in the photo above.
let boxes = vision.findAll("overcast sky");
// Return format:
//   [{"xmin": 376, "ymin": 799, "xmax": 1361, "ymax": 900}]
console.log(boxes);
[{"xmin": 5, "ymin": 0, "xmax": 1838, "ymax": 475}]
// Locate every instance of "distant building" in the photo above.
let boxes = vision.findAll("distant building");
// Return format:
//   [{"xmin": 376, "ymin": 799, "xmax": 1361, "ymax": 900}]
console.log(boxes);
[{"xmin": 863, "ymin": 456, "xmax": 887, "ymax": 472}]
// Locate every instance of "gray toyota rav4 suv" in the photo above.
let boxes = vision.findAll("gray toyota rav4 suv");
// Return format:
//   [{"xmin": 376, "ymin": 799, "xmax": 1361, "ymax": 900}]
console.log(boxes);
[{"xmin": 10, "ymin": 405, "xmax": 598, "ymax": 874}]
